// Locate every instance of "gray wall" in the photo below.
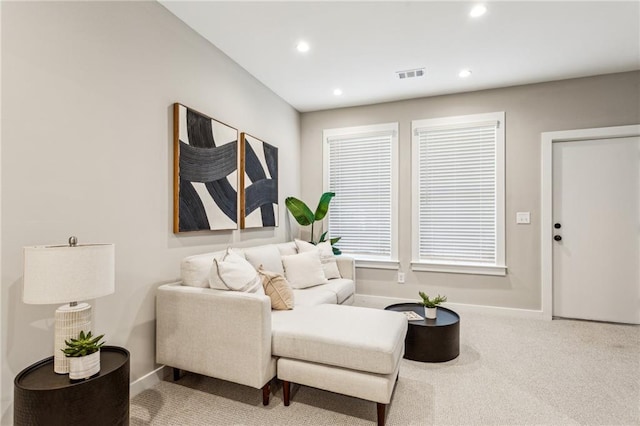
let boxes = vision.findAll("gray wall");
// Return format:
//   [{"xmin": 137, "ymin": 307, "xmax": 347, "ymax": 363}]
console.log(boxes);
[
  {"xmin": 301, "ymin": 71, "xmax": 640, "ymax": 310},
  {"xmin": 0, "ymin": 2, "xmax": 300, "ymax": 421}
]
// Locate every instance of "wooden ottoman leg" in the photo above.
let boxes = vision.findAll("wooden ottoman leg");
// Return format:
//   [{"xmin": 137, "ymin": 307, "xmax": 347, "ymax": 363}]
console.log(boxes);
[
  {"xmin": 262, "ymin": 382, "xmax": 271, "ymax": 406},
  {"xmin": 282, "ymin": 380, "xmax": 291, "ymax": 406},
  {"xmin": 377, "ymin": 403, "xmax": 386, "ymax": 426}
]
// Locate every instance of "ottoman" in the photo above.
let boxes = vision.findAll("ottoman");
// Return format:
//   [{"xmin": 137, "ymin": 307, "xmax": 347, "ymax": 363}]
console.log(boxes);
[{"xmin": 271, "ymin": 304, "xmax": 408, "ymax": 426}]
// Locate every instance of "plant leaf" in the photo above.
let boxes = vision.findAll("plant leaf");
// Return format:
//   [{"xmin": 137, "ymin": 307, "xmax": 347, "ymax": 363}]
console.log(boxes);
[
  {"xmin": 329, "ymin": 237, "xmax": 341, "ymax": 245},
  {"xmin": 332, "ymin": 246, "xmax": 342, "ymax": 255},
  {"xmin": 319, "ymin": 231, "xmax": 328, "ymax": 243},
  {"xmin": 89, "ymin": 334, "xmax": 105, "ymax": 345},
  {"xmin": 314, "ymin": 192, "xmax": 335, "ymax": 221},
  {"xmin": 285, "ymin": 197, "xmax": 314, "ymax": 226}
]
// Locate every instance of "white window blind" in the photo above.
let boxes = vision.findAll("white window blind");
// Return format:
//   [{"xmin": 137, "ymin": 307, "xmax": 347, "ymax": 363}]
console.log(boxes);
[
  {"xmin": 325, "ymin": 125, "xmax": 397, "ymax": 258},
  {"xmin": 413, "ymin": 113, "xmax": 505, "ymax": 270}
]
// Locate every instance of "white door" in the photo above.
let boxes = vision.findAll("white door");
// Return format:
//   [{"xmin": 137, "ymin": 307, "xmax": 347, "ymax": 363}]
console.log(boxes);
[{"xmin": 553, "ymin": 136, "xmax": 639, "ymax": 324}]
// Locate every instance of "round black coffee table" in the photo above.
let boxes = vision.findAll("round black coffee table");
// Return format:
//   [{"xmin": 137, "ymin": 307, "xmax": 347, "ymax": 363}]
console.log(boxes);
[{"xmin": 385, "ymin": 303, "xmax": 460, "ymax": 362}]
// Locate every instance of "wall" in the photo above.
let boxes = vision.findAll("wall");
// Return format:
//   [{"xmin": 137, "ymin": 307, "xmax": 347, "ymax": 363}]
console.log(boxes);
[
  {"xmin": 301, "ymin": 71, "xmax": 640, "ymax": 311},
  {"xmin": 0, "ymin": 2, "xmax": 300, "ymax": 423}
]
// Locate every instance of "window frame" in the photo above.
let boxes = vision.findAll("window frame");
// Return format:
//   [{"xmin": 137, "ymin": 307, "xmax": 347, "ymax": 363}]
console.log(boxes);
[
  {"xmin": 323, "ymin": 122, "xmax": 399, "ymax": 269},
  {"xmin": 411, "ymin": 112, "xmax": 506, "ymax": 276}
]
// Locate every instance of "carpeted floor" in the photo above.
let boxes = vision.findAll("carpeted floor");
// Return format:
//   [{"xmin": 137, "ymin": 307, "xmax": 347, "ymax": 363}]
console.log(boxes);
[{"xmin": 131, "ymin": 311, "xmax": 639, "ymax": 425}]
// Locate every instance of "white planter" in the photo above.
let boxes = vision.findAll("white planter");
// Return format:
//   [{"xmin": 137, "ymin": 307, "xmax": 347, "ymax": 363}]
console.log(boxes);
[
  {"xmin": 424, "ymin": 307, "xmax": 437, "ymax": 319},
  {"xmin": 69, "ymin": 350, "xmax": 100, "ymax": 380}
]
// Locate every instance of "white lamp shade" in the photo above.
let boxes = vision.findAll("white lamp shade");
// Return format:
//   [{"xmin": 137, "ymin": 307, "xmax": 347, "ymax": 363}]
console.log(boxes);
[{"xmin": 23, "ymin": 243, "xmax": 115, "ymax": 304}]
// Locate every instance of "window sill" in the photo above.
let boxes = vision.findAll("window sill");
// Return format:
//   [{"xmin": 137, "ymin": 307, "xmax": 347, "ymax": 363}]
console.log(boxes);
[{"xmin": 410, "ymin": 261, "xmax": 507, "ymax": 276}]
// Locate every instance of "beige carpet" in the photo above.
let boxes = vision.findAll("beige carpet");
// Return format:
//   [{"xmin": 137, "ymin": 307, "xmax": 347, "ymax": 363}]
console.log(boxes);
[{"xmin": 131, "ymin": 311, "xmax": 639, "ymax": 425}]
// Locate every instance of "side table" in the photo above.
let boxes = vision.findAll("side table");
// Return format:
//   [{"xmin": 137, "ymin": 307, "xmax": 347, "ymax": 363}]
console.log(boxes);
[
  {"xmin": 14, "ymin": 345, "xmax": 130, "ymax": 426},
  {"xmin": 385, "ymin": 303, "xmax": 460, "ymax": 362}
]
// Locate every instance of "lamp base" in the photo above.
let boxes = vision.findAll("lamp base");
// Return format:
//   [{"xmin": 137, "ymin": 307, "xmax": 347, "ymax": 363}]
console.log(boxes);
[{"xmin": 54, "ymin": 302, "xmax": 92, "ymax": 374}]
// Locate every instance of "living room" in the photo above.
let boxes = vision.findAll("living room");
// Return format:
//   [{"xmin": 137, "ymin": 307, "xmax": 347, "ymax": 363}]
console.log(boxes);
[{"xmin": 1, "ymin": 1, "xmax": 639, "ymax": 425}]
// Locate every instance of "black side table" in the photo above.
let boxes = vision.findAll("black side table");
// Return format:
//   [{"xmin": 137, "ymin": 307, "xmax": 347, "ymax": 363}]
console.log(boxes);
[
  {"xmin": 14, "ymin": 345, "xmax": 130, "ymax": 426},
  {"xmin": 385, "ymin": 303, "xmax": 460, "ymax": 362}
]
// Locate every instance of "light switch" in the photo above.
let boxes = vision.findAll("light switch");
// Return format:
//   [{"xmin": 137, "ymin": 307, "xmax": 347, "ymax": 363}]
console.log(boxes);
[{"xmin": 516, "ymin": 212, "xmax": 530, "ymax": 224}]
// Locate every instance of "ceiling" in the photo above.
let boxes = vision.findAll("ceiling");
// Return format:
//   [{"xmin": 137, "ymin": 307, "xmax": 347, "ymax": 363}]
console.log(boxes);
[{"xmin": 160, "ymin": 1, "xmax": 640, "ymax": 113}]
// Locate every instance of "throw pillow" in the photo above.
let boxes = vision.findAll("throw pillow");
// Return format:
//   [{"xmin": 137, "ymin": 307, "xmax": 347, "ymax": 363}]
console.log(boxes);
[
  {"xmin": 243, "ymin": 244, "xmax": 285, "ymax": 275},
  {"xmin": 209, "ymin": 248, "xmax": 264, "ymax": 294},
  {"xmin": 294, "ymin": 239, "xmax": 341, "ymax": 280},
  {"xmin": 281, "ymin": 250, "xmax": 328, "ymax": 289},
  {"xmin": 258, "ymin": 267, "xmax": 294, "ymax": 310}
]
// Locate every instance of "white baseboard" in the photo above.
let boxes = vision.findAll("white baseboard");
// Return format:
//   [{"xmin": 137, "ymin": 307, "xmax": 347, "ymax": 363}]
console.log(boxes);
[
  {"xmin": 354, "ymin": 294, "xmax": 545, "ymax": 320},
  {"xmin": 130, "ymin": 365, "xmax": 167, "ymax": 398}
]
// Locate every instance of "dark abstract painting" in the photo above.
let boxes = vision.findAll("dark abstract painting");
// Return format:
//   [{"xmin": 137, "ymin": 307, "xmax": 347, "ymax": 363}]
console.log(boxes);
[
  {"xmin": 174, "ymin": 103, "xmax": 238, "ymax": 232},
  {"xmin": 240, "ymin": 133, "xmax": 278, "ymax": 229}
]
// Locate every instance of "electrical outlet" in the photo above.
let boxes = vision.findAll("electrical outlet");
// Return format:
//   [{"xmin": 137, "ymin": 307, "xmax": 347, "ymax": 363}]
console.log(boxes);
[
  {"xmin": 397, "ymin": 272, "xmax": 405, "ymax": 283},
  {"xmin": 516, "ymin": 212, "xmax": 531, "ymax": 224}
]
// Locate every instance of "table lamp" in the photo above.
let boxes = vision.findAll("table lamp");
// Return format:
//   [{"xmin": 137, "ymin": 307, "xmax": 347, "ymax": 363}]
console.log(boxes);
[{"xmin": 23, "ymin": 236, "xmax": 115, "ymax": 374}]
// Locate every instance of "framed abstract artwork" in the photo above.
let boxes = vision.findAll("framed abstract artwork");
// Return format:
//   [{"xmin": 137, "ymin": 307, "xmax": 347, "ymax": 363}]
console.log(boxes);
[
  {"xmin": 240, "ymin": 133, "xmax": 279, "ymax": 229},
  {"xmin": 173, "ymin": 103, "xmax": 238, "ymax": 232}
]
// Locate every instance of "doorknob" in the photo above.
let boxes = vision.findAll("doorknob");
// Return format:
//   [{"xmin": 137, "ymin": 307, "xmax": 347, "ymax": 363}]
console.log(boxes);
[
  {"xmin": 554, "ymin": 235, "xmax": 562, "ymax": 241},
  {"xmin": 554, "ymin": 223, "xmax": 561, "ymax": 229}
]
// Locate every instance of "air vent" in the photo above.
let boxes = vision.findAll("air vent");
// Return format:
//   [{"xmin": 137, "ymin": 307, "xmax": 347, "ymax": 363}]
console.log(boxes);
[{"xmin": 396, "ymin": 68, "xmax": 425, "ymax": 80}]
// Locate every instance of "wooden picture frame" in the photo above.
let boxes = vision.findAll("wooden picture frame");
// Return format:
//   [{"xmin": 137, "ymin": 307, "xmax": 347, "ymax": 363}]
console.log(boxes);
[{"xmin": 173, "ymin": 103, "xmax": 239, "ymax": 232}]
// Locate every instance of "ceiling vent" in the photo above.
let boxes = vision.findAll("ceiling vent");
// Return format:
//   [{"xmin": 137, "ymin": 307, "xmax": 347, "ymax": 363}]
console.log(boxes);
[{"xmin": 396, "ymin": 68, "xmax": 425, "ymax": 79}]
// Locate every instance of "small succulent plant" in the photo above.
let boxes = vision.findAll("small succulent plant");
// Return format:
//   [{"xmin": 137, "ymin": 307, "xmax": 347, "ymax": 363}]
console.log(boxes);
[
  {"xmin": 62, "ymin": 330, "xmax": 105, "ymax": 357},
  {"xmin": 419, "ymin": 292, "xmax": 447, "ymax": 308}
]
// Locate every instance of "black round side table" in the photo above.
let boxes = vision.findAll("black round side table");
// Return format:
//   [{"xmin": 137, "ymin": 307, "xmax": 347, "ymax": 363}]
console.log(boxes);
[
  {"xmin": 14, "ymin": 345, "xmax": 130, "ymax": 426},
  {"xmin": 385, "ymin": 303, "xmax": 460, "ymax": 362}
]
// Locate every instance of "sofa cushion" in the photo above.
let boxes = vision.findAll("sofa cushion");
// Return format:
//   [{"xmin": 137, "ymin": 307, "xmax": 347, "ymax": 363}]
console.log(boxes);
[
  {"xmin": 209, "ymin": 249, "xmax": 264, "ymax": 294},
  {"xmin": 295, "ymin": 239, "xmax": 341, "ymax": 280},
  {"xmin": 282, "ymin": 251, "xmax": 328, "ymax": 289},
  {"xmin": 275, "ymin": 241, "xmax": 298, "ymax": 256},
  {"xmin": 292, "ymin": 287, "xmax": 337, "ymax": 306},
  {"xmin": 258, "ymin": 267, "xmax": 294, "ymax": 310},
  {"xmin": 321, "ymin": 279, "xmax": 355, "ymax": 304},
  {"xmin": 243, "ymin": 244, "xmax": 284, "ymax": 275},
  {"xmin": 271, "ymin": 305, "xmax": 408, "ymax": 375}
]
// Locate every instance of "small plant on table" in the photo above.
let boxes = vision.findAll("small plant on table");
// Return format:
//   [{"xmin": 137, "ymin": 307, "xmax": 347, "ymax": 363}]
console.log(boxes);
[
  {"xmin": 418, "ymin": 292, "xmax": 447, "ymax": 319},
  {"xmin": 63, "ymin": 330, "xmax": 105, "ymax": 380}
]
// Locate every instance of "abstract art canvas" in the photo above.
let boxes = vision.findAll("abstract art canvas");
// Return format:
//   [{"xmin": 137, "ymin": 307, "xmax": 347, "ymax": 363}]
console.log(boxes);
[
  {"xmin": 240, "ymin": 133, "xmax": 279, "ymax": 229},
  {"xmin": 173, "ymin": 103, "xmax": 238, "ymax": 232}
]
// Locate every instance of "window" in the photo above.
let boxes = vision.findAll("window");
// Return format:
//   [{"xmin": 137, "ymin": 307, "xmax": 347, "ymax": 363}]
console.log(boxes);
[
  {"xmin": 411, "ymin": 112, "xmax": 506, "ymax": 276},
  {"xmin": 323, "ymin": 123, "xmax": 398, "ymax": 268}
]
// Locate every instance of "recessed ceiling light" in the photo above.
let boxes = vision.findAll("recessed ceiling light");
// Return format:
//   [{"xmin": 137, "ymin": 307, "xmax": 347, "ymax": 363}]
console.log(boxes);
[
  {"xmin": 470, "ymin": 4, "xmax": 487, "ymax": 18},
  {"xmin": 459, "ymin": 69, "xmax": 472, "ymax": 78},
  {"xmin": 296, "ymin": 41, "xmax": 310, "ymax": 53},
  {"xmin": 333, "ymin": 88, "xmax": 343, "ymax": 96}
]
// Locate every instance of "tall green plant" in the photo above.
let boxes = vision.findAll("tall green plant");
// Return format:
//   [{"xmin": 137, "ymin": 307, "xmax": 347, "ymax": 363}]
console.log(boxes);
[{"xmin": 285, "ymin": 192, "xmax": 341, "ymax": 254}]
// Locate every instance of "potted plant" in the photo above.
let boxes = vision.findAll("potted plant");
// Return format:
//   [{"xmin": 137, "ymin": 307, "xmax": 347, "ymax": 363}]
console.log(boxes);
[
  {"xmin": 418, "ymin": 292, "xmax": 447, "ymax": 319},
  {"xmin": 62, "ymin": 330, "xmax": 105, "ymax": 380},
  {"xmin": 285, "ymin": 192, "xmax": 341, "ymax": 254}
]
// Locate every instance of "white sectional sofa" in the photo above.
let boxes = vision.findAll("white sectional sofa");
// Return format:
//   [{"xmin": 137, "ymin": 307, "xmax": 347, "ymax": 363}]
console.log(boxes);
[
  {"xmin": 156, "ymin": 241, "xmax": 407, "ymax": 425},
  {"xmin": 156, "ymin": 242, "xmax": 355, "ymax": 399}
]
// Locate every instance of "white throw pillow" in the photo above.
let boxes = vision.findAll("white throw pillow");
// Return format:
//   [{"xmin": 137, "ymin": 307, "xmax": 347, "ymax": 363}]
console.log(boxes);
[
  {"xmin": 209, "ymin": 248, "xmax": 264, "ymax": 294},
  {"xmin": 294, "ymin": 239, "xmax": 341, "ymax": 280},
  {"xmin": 243, "ymin": 244, "xmax": 284, "ymax": 275},
  {"xmin": 282, "ymin": 250, "xmax": 328, "ymax": 289}
]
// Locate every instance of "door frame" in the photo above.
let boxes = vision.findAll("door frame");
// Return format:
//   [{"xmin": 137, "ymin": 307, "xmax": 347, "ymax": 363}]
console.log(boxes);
[{"xmin": 541, "ymin": 124, "xmax": 640, "ymax": 320}]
